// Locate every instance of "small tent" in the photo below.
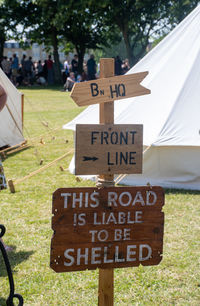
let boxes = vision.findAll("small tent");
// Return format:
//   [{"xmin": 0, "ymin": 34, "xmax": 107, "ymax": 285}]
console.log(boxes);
[
  {"xmin": 63, "ymin": 5, "xmax": 200, "ymax": 190},
  {"xmin": 0, "ymin": 68, "xmax": 24, "ymax": 148}
]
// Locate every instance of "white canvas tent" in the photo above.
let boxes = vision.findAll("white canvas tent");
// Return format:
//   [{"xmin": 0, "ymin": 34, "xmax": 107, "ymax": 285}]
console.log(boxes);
[
  {"xmin": 63, "ymin": 5, "xmax": 200, "ymax": 190},
  {"xmin": 0, "ymin": 68, "xmax": 24, "ymax": 148}
]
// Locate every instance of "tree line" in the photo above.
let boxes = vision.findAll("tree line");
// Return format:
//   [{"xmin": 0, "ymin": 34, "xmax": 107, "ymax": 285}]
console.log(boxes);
[{"xmin": 0, "ymin": 0, "xmax": 199, "ymax": 84}]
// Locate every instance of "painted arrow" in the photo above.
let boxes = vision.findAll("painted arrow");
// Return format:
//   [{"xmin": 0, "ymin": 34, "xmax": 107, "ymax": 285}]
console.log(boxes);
[
  {"xmin": 70, "ymin": 71, "xmax": 150, "ymax": 107},
  {"xmin": 82, "ymin": 156, "xmax": 99, "ymax": 162}
]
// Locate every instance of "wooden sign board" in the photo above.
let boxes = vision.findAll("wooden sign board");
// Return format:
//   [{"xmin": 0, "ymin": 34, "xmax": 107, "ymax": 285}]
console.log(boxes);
[
  {"xmin": 50, "ymin": 186, "xmax": 164, "ymax": 272},
  {"xmin": 70, "ymin": 72, "xmax": 150, "ymax": 107},
  {"xmin": 75, "ymin": 124, "xmax": 143, "ymax": 175}
]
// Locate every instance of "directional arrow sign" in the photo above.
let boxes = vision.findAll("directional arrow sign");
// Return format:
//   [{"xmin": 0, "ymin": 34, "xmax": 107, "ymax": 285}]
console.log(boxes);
[
  {"xmin": 83, "ymin": 156, "xmax": 99, "ymax": 162},
  {"xmin": 70, "ymin": 71, "xmax": 150, "ymax": 107},
  {"xmin": 75, "ymin": 124, "xmax": 143, "ymax": 175}
]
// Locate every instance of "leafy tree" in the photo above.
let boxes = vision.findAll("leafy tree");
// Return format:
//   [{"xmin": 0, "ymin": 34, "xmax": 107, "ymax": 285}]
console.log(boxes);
[
  {"xmin": 55, "ymin": 0, "xmax": 119, "ymax": 73},
  {"xmin": 168, "ymin": 0, "xmax": 199, "ymax": 24},
  {"xmin": 20, "ymin": 0, "xmax": 113, "ymax": 80},
  {"xmin": 96, "ymin": 0, "xmax": 171, "ymax": 66},
  {"xmin": 0, "ymin": 2, "xmax": 7, "ymax": 59},
  {"xmin": 98, "ymin": 0, "xmax": 200, "ymax": 66},
  {"xmin": 19, "ymin": 0, "xmax": 63, "ymax": 83},
  {"xmin": 0, "ymin": 0, "xmax": 22, "ymax": 59},
  {"xmin": 2, "ymin": 0, "xmax": 198, "ymax": 77}
]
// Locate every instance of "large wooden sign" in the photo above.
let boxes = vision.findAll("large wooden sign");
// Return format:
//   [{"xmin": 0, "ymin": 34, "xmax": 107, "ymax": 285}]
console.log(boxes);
[
  {"xmin": 70, "ymin": 72, "xmax": 150, "ymax": 107},
  {"xmin": 75, "ymin": 124, "xmax": 143, "ymax": 175},
  {"xmin": 50, "ymin": 186, "xmax": 164, "ymax": 272}
]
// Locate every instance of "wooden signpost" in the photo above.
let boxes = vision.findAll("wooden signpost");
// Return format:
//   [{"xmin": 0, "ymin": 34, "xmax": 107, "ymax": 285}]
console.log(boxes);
[
  {"xmin": 50, "ymin": 58, "xmax": 164, "ymax": 306},
  {"xmin": 75, "ymin": 124, "xmax": 143, "ymax": 175}
]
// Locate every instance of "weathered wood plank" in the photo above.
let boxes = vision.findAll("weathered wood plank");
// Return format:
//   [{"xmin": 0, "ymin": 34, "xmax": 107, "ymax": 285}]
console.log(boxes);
[
  {"xmin": 50, "ymin": 186, "xmax": 164, "ymax": 272},
  {"xmin": 70, "ymin": 72, "xmax": 150, "ymax": 107},
  {"xmin": 75, "ymin": 124, "xmax": 143, "ymax": 175}
]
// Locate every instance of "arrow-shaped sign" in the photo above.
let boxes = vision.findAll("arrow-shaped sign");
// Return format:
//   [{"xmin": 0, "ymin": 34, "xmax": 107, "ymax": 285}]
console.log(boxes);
[
  {"xmin": 82, "ymin": 156, "xmax": 99, "ymax": 162},
  {"xmin": 70, "ymin": 71, "xmax": 150, "ymax": 107}
]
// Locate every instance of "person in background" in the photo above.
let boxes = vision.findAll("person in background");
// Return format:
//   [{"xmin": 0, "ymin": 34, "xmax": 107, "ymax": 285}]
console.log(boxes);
[
  {"xmin": 15, "ymin": 68, "xmax": 24, "ymax": 87},
  {"xmin": 43, "ymin": 60, "xmax": 48, "ymax": 82},
  {"xmin": 64, "ymin": 71, "xmax": 76, "ymax": 92},
  {"xmin": 11, "ymin": 53, "xmax": 19, "ymax": 85},
  {"xmin": 64, "ymin": 59, "xmax": 70, "ymax": 74},
  {"xmin": 115, "ymin": 55, "xmax": 123, "ymax": 75},
  {"xmin": 9, "ymin": 57, "xmax": 12, "ymax": 79},
  {"xmin": 87, "ymin": 54, "xmax": 97, "ymax": 80},
  {"xmin": 0, "ymin": 84, "xmax": 12, "ymax": 251},
  {"xmin": 122, "ymin": 58, "xmax": 130, "ymax": 74},
  {"xmin": 47, "ymin": 55, "xmax": 54, "ymax": 85},
  {"xmin": 1, "ymin": 56, "xmax": 11, "ymax": 79},
  {"xmin": 81, "ymin": 70, "xmax": 87, "ymax": 82},
  {"xmin": 71, "ymin": 54, "xmax": 78, "ymax": 80},
  {"xmin": 34, "ymin": 61, "xmax": 46, "ymax": 85},
  {"xmin": 36, "ymin": 60, "xmax": 43, "ymax": 77},
  {"xmin": 25, "ymin": 56, "xmax": 34, "ymax": 85},
  {"xmin": 21, "ymin": 54, "xmax": 27, "ymax": 78},
  {"xmin": 76, "ymin": 74, "xmax": 82, "ymax": 82},
  {"xmin": 62, "ymin": 59, "xmax": 70, "ymax": 84}
]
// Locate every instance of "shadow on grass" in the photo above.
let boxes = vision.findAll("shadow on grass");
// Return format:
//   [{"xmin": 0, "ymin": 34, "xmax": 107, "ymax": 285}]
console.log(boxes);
[
  {"xmin": 164, "ymin": 188, "xmax": 200, "ymax": 195},
  {"xmin": 118, "ymin": 183, "xmax": 200, "ymax": 195},
  {"xmin": 0, "ymin": 246, "xmax": 34, "ymax": 278},
  {"xmin": 18, "ymin": 85, "xmax": 63, "ymax": 91}
]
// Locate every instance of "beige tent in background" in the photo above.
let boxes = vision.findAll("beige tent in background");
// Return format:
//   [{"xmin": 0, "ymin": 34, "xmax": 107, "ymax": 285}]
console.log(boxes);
[
  {"xmin": 0, "ymin": 68, "xmax": 24, "ymax": 148},
  {"xmin": 64, "ymin": 5, "xmax": 200, "ymax": 190}
]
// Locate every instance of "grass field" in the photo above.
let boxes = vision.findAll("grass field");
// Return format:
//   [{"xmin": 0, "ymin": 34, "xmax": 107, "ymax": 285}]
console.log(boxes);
[{"xmin": 0, "ymin": 86, "xmax": 200, "ymax": 305}]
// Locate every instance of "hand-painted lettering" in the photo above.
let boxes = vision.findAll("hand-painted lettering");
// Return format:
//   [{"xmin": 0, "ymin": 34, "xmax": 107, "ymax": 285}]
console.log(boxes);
[
  {"xmin": 93, "ymin": 211, "xmax": 143, "ymax": 225},
  {"xmin": 61, "ymin": 190, "xmax": 158, "ymax": 210},
  {"xmin": 89, "ymin": 229, "xmax": 109, "ymax": 242},
  {"xmin": 90, "ymin": 130, "xmax": 137, "ymax": 145},
  {"xmin": 91, "ymin": 131, "xmax": 99, "ymax": 144},
  {"xmin": 107, "ymin": 191, "xmax": 157, "ymax": 207},
  {"xmin": 110, "ymin": 83, "xmax": 126, "ymax": 99},
  {"xmin": 63, "ymin": 244, "xmax": 153, "ymax": 266},
  {"xmin": 107, "ymin": 151, "xmax": 136, "ymax": 166},
  {"xmin": 61, "ymin": 192, "xmax": 100, "ymax": 208},
  {"xmin": 90, "ymin": 83, "xmax": 99, "ymax": 97},
  {"xmin": 114, "ymin": 228, "xmax": 131, "ymax": 241}
]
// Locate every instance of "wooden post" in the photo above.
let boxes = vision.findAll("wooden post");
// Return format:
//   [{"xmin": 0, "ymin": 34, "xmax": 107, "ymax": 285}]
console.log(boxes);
[{"xmin": 98, "ymin": 58, "xmax": 115, "ymax": 306}]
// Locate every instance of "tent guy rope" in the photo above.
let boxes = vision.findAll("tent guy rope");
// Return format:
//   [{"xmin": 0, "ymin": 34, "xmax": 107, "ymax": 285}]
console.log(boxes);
[{"xmin": 8, "ymin": 149, "xmax": 74, "ymax": 193}]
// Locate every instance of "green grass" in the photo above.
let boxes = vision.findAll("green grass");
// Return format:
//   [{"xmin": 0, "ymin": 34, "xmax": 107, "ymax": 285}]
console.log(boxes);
[{"xmin": 0, "ymin": 85, "xmax": 200, "ymax": 305}]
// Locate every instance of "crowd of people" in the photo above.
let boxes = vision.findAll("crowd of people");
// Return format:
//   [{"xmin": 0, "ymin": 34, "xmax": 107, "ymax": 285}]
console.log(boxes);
[
  {"xmin": 0, "ymin": 53, "xmax": 130, "ymax": 89},
  {"xmin": 63, "ymin": 54, "xmax": 130, "ymax": 92},
  {"xmin": 0, "ymin": 53, "xmax": 55, "ymax": 87}
]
